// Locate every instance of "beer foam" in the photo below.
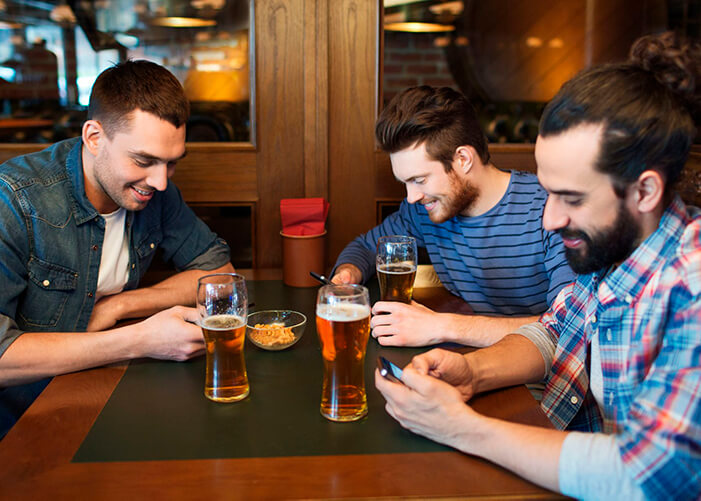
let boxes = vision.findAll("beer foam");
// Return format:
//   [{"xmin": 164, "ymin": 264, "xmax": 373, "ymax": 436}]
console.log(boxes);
[
  {"xmin": 377, "ymin": 262, "xmax": 417, "ymax": 273},
  {"xmin": 201, "ymin": 314, "xmax": 245, "ymax": 330},
  {"xmin": 316, "ymin": 303, "xmax": 370, "ymax": 322}
]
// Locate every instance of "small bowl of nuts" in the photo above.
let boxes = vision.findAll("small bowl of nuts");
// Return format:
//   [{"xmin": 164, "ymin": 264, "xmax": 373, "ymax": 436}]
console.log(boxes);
[{"xmin": 246, "ymin": 310, "xmax": 306, "ymax": 350}]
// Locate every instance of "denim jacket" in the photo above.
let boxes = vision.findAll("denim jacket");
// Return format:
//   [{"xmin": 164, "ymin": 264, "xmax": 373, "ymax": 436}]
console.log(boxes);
[{"xmin": 0, "ymin": 138, "xmax": 230, "ymax": 435}]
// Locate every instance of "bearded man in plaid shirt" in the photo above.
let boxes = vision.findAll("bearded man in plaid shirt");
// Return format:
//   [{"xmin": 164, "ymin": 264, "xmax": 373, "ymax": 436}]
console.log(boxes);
[{"xmin": 375, "ymin": 31, "xmax": 700, "ymax": 501}]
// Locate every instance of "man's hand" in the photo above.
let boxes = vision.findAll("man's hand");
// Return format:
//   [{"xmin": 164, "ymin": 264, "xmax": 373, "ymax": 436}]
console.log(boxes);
[
  {"xmin": 411, "ymin": 348, "xmax": 477, "ymax": 401},
  {"xmin": 331, "ymin": 264, "xmax": 362, "ymax": 284},
  {"xmin": 375, "ymin": 364, "xmax": 479, "ymax": 447},
  {"xmin": 370, "ymin": 300, "xmax": 446, "ymax": 346},
  {"xmin": 136, "ymin": 306, "xmax": 205, "ymax": 361}
]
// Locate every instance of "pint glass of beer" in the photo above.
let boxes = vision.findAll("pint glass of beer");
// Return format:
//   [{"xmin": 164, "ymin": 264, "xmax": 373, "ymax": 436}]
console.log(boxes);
[
  {"xmin": 376, "ymin": 235, "xmax": 418, "ymax": 303},
  {"xmin": 197, "ymin": 273, "xmax": 249, "ymax": 403},
  {"xmin": 316, "ymin": 284, "xmax": 371, "ymax": 422}
]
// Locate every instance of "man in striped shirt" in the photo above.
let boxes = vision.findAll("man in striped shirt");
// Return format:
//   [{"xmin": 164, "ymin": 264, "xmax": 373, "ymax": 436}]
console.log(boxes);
[
  {"xmin": 376, "ymin": 32, "xmax": 700, "ymax": 499},
  {"xmin": 332, "ymin": 86, "xmax": 574, "ymax": 347}
]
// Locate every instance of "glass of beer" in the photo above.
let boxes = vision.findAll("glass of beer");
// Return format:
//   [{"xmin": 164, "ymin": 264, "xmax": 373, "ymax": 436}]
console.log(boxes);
[
  {"xmin": 376, "ymin": 235, "xmax": 418, "ymax": 303},
  {"xmin": 316, "ymin": 284, "xmax": 371, "ymax": 422},
  {"xmin": 197, "ymin": 273, "xmax": 249, "ymax": 403}
]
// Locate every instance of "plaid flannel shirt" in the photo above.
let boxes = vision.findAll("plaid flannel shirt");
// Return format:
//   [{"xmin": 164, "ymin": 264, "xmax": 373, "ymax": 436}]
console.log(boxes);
[{"xmin": 538, "ymin": 196, "xmax": 701, "ymax": 500}]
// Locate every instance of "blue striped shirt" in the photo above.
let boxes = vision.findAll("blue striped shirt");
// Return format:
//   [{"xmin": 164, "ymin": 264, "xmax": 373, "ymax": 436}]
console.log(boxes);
[{"xmin": 335, "ymin": 171, "xmax": 574, "ymax": 315}]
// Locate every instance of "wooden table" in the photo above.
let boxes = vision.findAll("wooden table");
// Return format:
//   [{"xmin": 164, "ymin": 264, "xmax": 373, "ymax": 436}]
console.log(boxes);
[{"xmin": 0, "ymin": 271, "xmax": 562, "ymax": 500}]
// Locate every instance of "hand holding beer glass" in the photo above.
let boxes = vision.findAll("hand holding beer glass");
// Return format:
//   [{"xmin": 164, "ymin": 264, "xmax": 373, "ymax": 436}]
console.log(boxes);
[
  {"xmin": 316, "ymin": 284, "xmax": 371, "ymax": 422},
  {"xmin": 376, "ymin": 235, "xmax": 418, "ymax": 303},
  {"xmin": 197, "ymin": 273, "xmax": 249, "ymax": 403}
]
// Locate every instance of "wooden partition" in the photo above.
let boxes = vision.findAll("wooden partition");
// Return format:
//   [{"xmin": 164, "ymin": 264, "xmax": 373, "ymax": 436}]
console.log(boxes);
[{"xmin": 1, "ymin": 0, "xmax": 699, "ymax": 270}]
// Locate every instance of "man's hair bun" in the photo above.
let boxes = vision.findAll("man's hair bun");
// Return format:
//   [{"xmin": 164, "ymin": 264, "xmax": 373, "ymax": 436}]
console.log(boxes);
[{"xmin": 629, "ymin": 31, "xmax": 700, "ymax": 119}]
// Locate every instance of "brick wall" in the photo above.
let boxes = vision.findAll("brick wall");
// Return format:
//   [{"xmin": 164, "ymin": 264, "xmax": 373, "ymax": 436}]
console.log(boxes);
[{"xmin": 383, "ymin": 31, "xmax": 458, "ymax": 105}]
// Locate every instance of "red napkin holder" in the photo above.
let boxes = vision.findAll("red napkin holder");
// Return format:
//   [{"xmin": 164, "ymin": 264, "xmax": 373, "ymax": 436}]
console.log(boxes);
[
  {"xmin": 280, "ymin": 198, "xmax": 329, "ymax": 236},
  {"xmin": 280, "ymin": 198, "xmax": 329, "ymax": 287}
]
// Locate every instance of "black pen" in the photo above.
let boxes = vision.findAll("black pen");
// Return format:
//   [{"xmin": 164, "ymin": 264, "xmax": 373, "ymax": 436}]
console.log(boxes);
[{"xmin": 309, "ymin": 271, "xmax": 332, "ymax": 285}]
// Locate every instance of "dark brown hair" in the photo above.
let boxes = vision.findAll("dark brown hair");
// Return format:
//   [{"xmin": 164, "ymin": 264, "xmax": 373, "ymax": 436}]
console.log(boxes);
[
  {"xmin": 540, "ymin": 31, "xmax": 699, "ymax": 196},
  {"xmin": 375, "ymin": 86, "xmax": 490, "ymax": 172},
  {"xmin": 87, "ymin": 59, "xmax": 190, "ymax": 137}
]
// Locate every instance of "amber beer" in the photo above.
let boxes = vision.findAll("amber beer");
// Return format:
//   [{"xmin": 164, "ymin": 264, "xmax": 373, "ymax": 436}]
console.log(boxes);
[
  {"xmin": 377, "ymin": 263, "xmax": 417, "ymax": 303},
  {"xmin": 201, "ymin": 314, "xmax": 249, "ymax": 402},
  {"xmin": 316, "ymin": 302, "xmax": 371, "ymax": 421}
]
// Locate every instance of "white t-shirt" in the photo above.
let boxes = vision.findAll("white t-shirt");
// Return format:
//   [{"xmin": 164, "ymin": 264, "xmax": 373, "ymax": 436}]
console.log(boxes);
[{"xmin": 96, "ymin": 208, "xmax": 130, "ymax": 301}]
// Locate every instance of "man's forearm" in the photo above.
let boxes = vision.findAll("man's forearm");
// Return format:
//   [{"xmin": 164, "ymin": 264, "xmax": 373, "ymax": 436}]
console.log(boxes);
[
  {"xmin": 467, "ymin": 333, "xmax": 547, "ymax": 394},
  {"xmin": 111, "ymin": 263, "xmax": 234, "ymax": 320},
  {"xmin": 452, "ymin": 412, "xmax": 566, "ymax": 492},
  {"xmin": 0, "ymin": 325, "xmax": 141, "ymax": 386},
  {"xmin": 443, "ymin": 314, "xmax": 539, "ymax": 347}
]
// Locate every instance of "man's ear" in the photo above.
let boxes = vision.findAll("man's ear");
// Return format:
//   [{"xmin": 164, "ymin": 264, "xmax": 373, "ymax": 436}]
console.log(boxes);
[
  {"xmin": 454, "ymin": 146, "xmax": 475, "ymax": 175},
  {"xmin": 82, "ymin": 120, "xmax": 104, "ymax": 156},
  {"xmin": 630, "ymin": 170, "xmax": 665, "ymax": 214}
]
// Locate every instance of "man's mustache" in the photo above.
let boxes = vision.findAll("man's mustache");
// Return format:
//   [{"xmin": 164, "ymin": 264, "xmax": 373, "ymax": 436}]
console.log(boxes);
[{"xmin": 558, "ymin": 228, "xmax": 590, "ymax": 242}]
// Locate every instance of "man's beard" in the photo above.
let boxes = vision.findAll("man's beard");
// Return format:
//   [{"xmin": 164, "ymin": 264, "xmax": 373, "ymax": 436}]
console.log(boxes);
[
  {"xmin": 429, "ymin": 175, "xmax": 479, "ymax": 223},
  {"xmin": 559, "ymin": 202, "xmax": 640, "ymax": 275}
]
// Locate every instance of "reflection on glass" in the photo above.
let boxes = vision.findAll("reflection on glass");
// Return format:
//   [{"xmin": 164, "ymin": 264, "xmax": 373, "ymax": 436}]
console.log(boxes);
[
  {"xmin": 383, "ymin": 0, "xmax": 699, "ymax": 144},
  {"xmin": 0, "ymin": 0, "xmax": 251, "ymax": 143}
]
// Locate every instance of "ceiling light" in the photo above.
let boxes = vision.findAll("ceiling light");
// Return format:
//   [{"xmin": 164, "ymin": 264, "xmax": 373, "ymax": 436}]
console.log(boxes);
[
  {"xmin": 385, "ymin": 22, "xmax": 455, "ymax": 33},
  {"xmin": 525, "ymin": 36, "xmax": 543, "ymax": 48},
  {"xmin": 150, "ymin": 16, "xmax": 216, "ymax": 27}
]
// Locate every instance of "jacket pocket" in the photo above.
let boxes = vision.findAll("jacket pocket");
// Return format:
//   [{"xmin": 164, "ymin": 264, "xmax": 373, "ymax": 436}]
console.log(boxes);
[{"xmin": 19, "ymin": 257, "xmax": 78, "ymax": 328}]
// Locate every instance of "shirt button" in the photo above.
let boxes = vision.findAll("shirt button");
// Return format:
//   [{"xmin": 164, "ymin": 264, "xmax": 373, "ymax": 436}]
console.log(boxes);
[
  {"xmin": 625, "ymin": 294, "xmax": 633, "ymax": 303},
  {"xmin": 131, "ymin": 263, "xmax": 136, "ymax": 269},
  {"xmin": 91, "ymin": 245, "xmax": 99, "ymax": 251},
  {"xmin": 591, "ymin": 314, "xmax": 597, "ymax": 323},
  {"xmin": 42, "ymin": 279, "xmax": 50, "ymax": 287},
  {"xmin": 149, "ymin": 243, "xmax": 155, "ymax": 249},
  {"xmin": 87, "ymin": 292, "xmax": 94, "ymax": 298},
  {"xmin": 606, "ymin": 329, "xmax": 612, "ymax": 341},
  {"xmin": 570, "ymin": 396, "xmax": 579, "ymax": 405}
]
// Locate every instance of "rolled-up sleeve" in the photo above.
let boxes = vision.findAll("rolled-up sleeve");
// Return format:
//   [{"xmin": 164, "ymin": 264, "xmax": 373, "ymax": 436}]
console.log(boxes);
[{"xmin": 513, "ymin": 321, "xmax": 557, "ymax": 380}]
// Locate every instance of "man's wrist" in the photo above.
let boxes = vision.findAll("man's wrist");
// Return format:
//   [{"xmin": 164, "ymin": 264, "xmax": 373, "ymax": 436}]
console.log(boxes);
[
  {"xmin": 464, "ymin": 350, "xmax": 488, "ymax": 395},
  {"xmin": 448, "ymin": 406, "xmax": 492, "ymax": 457},
  {"xmin": 105, "ymin": 292, "xmax": 128, "ymax": 323},
  {"xmin": 440, "ymin": 313, "xmax": 468, "ymax": 344}
]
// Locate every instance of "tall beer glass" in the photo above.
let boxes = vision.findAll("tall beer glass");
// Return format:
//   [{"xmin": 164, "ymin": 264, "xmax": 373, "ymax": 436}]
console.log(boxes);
[
  {"xmin": 197, "ymin": 273, "xmax": 249, "ymax": 403},
  {"xmin": 376, "ymin": 235, "xmax": 418, "ymax": 303},
  {"xmin": 316, "ymin": 284, "xmax": 371, "ymax": 422}
]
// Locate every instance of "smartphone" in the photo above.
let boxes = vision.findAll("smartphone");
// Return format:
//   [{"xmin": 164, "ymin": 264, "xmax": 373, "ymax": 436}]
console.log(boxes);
[{"xmin": 377, "ymin": 356, "xmax": 404, "ymax": 383}]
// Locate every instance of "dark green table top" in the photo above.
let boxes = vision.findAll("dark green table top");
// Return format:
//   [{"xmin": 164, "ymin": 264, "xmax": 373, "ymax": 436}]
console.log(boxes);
[{"xmin": 74, "ymin": 280, "xmax": 449, "ymax": 462}]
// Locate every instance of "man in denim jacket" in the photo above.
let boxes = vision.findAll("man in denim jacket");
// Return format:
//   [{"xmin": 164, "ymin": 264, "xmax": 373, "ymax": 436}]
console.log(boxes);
[{"xmin": 0, "ymin": 61, "xmax": 233, "ymax": 438}]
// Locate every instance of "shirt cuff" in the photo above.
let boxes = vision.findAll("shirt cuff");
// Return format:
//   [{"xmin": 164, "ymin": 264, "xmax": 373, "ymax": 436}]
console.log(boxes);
[{"xmin": 559, "ymin": 431, "xmax": 645, "ymax": 500}]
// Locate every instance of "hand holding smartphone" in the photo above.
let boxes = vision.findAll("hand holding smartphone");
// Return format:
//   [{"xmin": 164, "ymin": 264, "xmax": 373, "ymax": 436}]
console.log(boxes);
[{"xmin": 377, "ymin": 356, "xmax": 404, "ymax": 384}]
